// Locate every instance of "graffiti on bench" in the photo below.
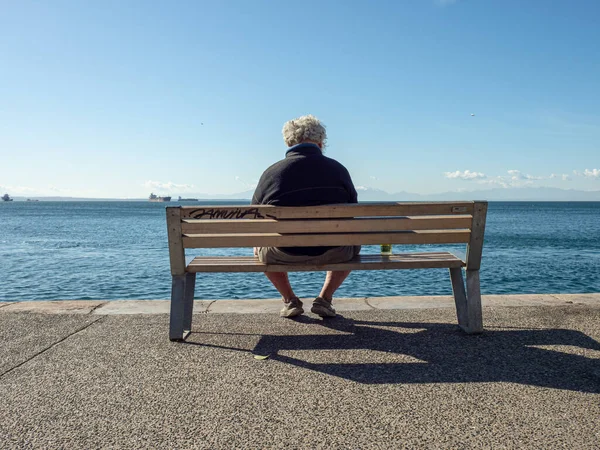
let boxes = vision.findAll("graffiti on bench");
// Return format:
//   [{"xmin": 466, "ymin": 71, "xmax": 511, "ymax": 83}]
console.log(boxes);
[{"xmin": 189, "ymin": 207, "xmax": 276, "ymax": 220}]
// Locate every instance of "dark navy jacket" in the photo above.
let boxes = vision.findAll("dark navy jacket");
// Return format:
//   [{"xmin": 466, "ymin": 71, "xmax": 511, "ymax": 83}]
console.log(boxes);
[{"xmin": 252, "ymin": 143, "xmax": 358, "ymax": 255}]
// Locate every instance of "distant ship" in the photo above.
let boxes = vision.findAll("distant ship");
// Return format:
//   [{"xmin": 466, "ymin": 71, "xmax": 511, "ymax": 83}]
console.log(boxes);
[
  {"xmin": 148, "ymin": 193, "xmax": 171, "ymax": 202},
  {"xmin": 178, "ymin": 196, "xmax": 199, "ymax": 202},
  {"xmin": 2, "ymin": 194, "xmax": 13, "ymax": 202}
]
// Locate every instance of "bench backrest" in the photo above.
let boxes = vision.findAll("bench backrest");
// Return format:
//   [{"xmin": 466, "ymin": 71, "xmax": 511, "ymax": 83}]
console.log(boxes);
[{"xmin": 166, "ymin": 201, "xmax": 487, "ymax": 275}]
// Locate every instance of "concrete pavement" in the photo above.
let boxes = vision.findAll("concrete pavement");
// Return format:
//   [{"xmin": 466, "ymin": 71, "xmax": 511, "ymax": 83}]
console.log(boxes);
[{"xmin": 0, "ymin": 294, "xmax": 599, "ymax": 449}]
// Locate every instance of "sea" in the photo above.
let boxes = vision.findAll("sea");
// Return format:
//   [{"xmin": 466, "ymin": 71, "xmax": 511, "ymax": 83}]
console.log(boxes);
[{"xmin": 1, "ymin": 201, "xmax": 599, "ymax": 301}]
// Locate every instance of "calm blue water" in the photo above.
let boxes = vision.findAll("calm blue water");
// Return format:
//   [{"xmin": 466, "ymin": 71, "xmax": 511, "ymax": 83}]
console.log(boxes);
[{"xmin": 1, "ymin": 201, "xmax": 599, "ymax": 301}]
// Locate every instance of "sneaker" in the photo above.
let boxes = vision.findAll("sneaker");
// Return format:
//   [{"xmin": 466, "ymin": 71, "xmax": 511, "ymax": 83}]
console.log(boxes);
[
  {"xmin": 280, "ymin": 297, "xmax": 304, "ymax": 318},
  {"xmin": 311, "ymin": 297, "xmax": 336, "ymax": 317}
]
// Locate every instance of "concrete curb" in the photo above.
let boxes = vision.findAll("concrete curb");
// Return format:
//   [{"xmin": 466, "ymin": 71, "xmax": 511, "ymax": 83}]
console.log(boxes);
[
  {"xmin": 0, "ymin": 300, "xmax": 106, "ymax": 314},
  {"xmin": 0, "ymin": 293, "xmax": 597, "ymax": 315}
]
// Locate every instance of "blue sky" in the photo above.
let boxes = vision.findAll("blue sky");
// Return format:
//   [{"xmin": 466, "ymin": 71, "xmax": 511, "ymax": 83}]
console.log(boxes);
[{"xmin": 1, "ymin": 0, "xmax": 599, "ymax": 198}]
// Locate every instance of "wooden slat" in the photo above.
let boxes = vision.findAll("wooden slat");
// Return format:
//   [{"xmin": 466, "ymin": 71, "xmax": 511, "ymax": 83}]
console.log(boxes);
[
  {"xmin": 466, "ymin": 201, "xmax": 488, "ymax": 270},
  {"xmin": 180, "ymin": 202, "xmax": 475, "ymax": 220},
  {"xmin": 186, "ymin": 252, "xmax": 465, "ymax": 273},
  {"xmin": 166, "ymin": 207, "xmax": 186, "ymax": 275},
  {"xmin": 181, "ymin": 215, "xmax": 473, "ymax": 234},
  {"xmin": 189, "ymin": 253, "xmax": 461, "ymax": 262},
  {"xmin": 182, "ymin": 229, "xmax": 471, "ymax": 248},
  {"xmin": 183, "ymin": 252, "xmax": 455, "ymax": 262}
]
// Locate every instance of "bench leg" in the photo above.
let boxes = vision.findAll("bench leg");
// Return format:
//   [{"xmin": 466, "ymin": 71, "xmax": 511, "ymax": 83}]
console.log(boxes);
[
  {"xmin": 449, "ymin": 268, "xmax": 484, "ymax": 334},
  {"xmin": 465, "ymin": 270, "xmax": 484, "ymax": 334},
  {"xmin": 169, "ymin": 274, "xmax": 191, "ymax": 341},
  {"xmin": 183, "ymin": 272, "xmax": 196, "ymax": 333},
  {"xmin": 449, "ymin": 268, "xmax": 469, "ymax": 331}
]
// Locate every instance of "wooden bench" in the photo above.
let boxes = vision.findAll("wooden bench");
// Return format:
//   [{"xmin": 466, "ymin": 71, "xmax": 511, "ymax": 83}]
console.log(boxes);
[{"xmin": 166, "ymin": 201, "xmax": 488, "ymax": 341}]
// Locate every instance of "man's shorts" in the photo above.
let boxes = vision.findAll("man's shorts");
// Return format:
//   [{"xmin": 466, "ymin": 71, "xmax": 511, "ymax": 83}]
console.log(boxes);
[{"xmin": 257, "ymin": 246, "xmax": 361, "ymax": 265}]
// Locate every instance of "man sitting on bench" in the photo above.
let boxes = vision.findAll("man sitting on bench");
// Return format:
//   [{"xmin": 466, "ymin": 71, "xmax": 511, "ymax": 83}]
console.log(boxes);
[{"xmin": 252, "ymin": 114, "xmax": 360, "ymax": 319}]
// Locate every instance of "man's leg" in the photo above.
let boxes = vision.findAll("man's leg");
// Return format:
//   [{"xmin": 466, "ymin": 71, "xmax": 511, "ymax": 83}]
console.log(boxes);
[
  {"xmin": 264, "ymin": 272, "xmax": 304, "ymax": 318},
  {"xmin": 264, "ymin": 272, "xmax": 297, "ymax": 301},
  {"xmin": 257, "ymin": 247, "xmax": 304, "ymax": 317},
  {"xmin": 312, "ymin": 270, "xmax": 352, "ymax": 317},
  {"xmin": 319, "ymin": 270, "xmax": 351, "ymax": 300}
]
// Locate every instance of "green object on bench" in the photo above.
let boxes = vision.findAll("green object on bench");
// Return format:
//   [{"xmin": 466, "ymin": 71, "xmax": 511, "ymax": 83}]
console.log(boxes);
[{"xmin": 166, "ymin": 201, "xmax": 488, "ymax": 341}]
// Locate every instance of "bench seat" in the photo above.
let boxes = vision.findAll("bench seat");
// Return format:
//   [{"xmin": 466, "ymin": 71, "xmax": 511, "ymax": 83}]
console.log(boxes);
[{"xmin": 186, "ymin": 252, "xmax": 465, "ymax": 273}]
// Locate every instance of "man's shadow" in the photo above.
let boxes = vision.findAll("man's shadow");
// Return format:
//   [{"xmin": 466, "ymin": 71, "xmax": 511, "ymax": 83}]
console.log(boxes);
[{"xmin": 187, "ymin": 315, "xmax": 600, "ymax": 393}]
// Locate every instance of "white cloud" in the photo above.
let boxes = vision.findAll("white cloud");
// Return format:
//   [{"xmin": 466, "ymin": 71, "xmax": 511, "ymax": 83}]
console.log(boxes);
[
  {"xmin": 444, "ymin": 170, "xmax": 486, "ymax": 180},
  {"xmin": 445, "ymin": 169, "xmax": 575, "ymax": 189},
  {"xmin": 234, "ymin": 176, "xmax": 257, "ymax": 190},
  {"xmin": 551, "ymin": 173, "xmax": 572, "ymax": 181},
  {"xmin": 507, "ymin": 169, "xmax": 522, "ymax": 180},
  {"xmin": 0, "ymin": 184, "xmax": 103, "ymax": 197},
  {"xmin": 0, "ymin": 184, "xmax": 39, "ymax": 195},
  {"xmin": 474, "ymin": 169, "xmax": 551, "ymax": 189},
  {"xmin": 571, "ymin": 169, "xmax": 599, "ymax": 179},
  {"xmin": 507, "ymin": 170, "xmax": 543, "ymax": 181},
  {"xmin": 477, "ymin": 178, "xmax": 509, "ymax": 188},
  {"xmin": 48, "ymin": 185, "xmax": 74, "ymax": 194},
  {"xmin": 143, "ymin": 180, "xmax": 195, "ymax": 192}
]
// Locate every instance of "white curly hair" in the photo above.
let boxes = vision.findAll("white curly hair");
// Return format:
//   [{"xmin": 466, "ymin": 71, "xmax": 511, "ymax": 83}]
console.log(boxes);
[{"xmin": 282, "ymin": 114, "xmax": 327, "ymax": 149}]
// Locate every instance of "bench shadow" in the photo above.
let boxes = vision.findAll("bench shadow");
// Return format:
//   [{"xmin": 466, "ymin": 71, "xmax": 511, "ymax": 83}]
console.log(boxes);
[{"xmin": 185, "ymin": 315, "xmax": 600, "ymax": 393}]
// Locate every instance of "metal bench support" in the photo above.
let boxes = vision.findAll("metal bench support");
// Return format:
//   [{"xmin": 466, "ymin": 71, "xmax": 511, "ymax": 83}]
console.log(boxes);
[
  {"xmin": 449, "ymin": 267, "xmax": 483, "ymax": 334},
  {"xmin": 169, "ymin": 273, "xmax": 196, "ymax": 341},
  {"xmin": 465, "ymin": 270, "xmax": 483, "ymax": 333}
]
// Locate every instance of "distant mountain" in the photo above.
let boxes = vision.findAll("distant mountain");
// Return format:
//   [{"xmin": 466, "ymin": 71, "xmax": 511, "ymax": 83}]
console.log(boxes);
[
  {"xmin": 187, "ymin": 186, "xmax": 600, "ymax": 202},
  {"xmin": 11, "ymin": 196, "xmax": 141, "ymax": 202},
  {"xmin": 423, "ymin": 187, "xmax": 600, "ymax": 202},
  {"xmin": 355, "ymin": 187, "xmax": 422, "ymax": 201},
  {"xmin": 353, "ymin": 187, "xmax": 600, "ymax": 202},
  {"xmin": 228, "ymin": 186, "xmax": 597, "ymax": 202},
  {"xmin": 213, "ymin": 189, "xmax": 255, "ymax": 200},
  {"xmin": 358, "ymin": 187, "xmax": 600, "ymax": 202},
  {"xmin": 10, "ymin": 187, "xmax": 600, "ymax": 202}
]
